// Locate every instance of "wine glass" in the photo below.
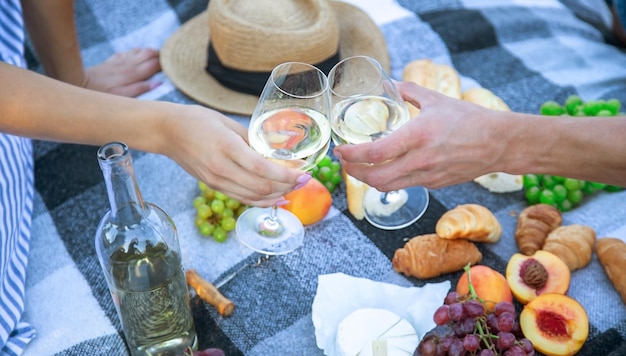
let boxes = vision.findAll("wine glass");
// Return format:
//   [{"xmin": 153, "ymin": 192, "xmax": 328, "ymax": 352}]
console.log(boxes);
[
  {"xmin": 235, "ymin": 62, "xmax": 331, "ymax": 254},
  {"xmin": 328, "ymin": 55, "xmax": 429, "ymax": 230}
]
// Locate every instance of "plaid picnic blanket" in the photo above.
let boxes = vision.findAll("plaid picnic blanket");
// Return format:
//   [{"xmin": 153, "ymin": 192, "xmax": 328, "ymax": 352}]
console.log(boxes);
[{"xmin": 20, "ymin": 0, "xmax": 626, "ymax": 355}]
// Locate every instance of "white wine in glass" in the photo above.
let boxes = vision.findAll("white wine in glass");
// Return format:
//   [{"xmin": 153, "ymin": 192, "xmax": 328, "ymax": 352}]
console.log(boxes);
[
  {"xmin": 236, "ymin": 62, "xmax": 331, "ymax": 254},
  {"xmin": 329, "ymin": 56, "xmax": 429, "ymax": 230}
]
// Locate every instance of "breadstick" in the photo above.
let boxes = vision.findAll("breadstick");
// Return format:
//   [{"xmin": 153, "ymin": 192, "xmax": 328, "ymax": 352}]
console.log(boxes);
[{"xmin": 186, "ymin": 269, "xmax": 235, "ymax": 316}]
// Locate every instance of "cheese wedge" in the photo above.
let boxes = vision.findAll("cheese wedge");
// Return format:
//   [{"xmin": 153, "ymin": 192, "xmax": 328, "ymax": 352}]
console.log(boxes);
[{"xmin": 335, "ymin": 308, "xmax": 419, "ymax": 356}]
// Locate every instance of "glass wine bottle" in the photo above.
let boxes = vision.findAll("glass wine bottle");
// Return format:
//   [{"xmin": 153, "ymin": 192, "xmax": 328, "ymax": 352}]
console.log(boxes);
[{"xmin": 94, "ymin": 142, "xmax": 197, "ymax": 356}]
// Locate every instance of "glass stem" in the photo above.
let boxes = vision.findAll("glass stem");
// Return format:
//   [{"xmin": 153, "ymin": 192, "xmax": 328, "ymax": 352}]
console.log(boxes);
[{"xmin": 258, "ymin": 205, "xmax": 284, "ymax": 237}]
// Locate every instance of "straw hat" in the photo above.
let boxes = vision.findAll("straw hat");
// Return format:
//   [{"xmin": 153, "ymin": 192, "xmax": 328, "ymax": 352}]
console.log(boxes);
[{"xmin": 161, "ymin": 0, "xmax": 389, "ymax": 115}]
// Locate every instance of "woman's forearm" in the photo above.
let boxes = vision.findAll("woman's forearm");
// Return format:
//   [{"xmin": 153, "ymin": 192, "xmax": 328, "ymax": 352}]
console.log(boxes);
[
  {"xmin": 21, "ymin": 0, "xmax": 86, "ymax": 86},
  {"xmin": 500, "ymin": 111, "xmax": 626, "ymax": 185},
  {"xmin": 1, "ymin": 62, "xmax": 169, "ymax": 153}
]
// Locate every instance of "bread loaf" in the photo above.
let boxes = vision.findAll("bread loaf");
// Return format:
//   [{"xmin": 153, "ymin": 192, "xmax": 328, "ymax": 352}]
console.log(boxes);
[
  {"xmin": 462, "ymin": 87, "xmax": 510, "ymax": 112},
  {"xmin": 402, "ymin": 59, "xmax": 461, "ymax": 117},
  {"xmin": 343, "ymin": 169, "xmax": 369, "ymax": 220}
]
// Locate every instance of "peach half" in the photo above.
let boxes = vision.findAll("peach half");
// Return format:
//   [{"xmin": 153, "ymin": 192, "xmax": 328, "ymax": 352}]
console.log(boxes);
[
  {"xmin": 506, "ymin": 250, "xmax": 570, "ymax": 305},
  {"xmin": 456, "ymin": 265, "xmax": 513, "ymax": 312},
  {"xmin": 520, "ymin": 293, "xmax": 588, "ymax": 356}
]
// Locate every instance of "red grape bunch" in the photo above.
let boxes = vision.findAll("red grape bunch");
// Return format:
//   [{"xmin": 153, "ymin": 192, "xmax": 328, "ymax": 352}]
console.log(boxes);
[{"xmin": 416, "ymin": 266, "xmax": 534, "ymax": 356}]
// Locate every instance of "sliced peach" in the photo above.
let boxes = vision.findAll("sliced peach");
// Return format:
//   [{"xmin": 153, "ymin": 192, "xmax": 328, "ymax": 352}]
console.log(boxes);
[
  {"xmin": 506, "ymin": 250, "xmax": 570, "ymax": 305},
  {"xmin": 456, "ymin": 265, "xmax": 513, "ymax": 312},
  {"xmin": 520, "ymin": 293, "xmax": 588, "ymax": 356}
]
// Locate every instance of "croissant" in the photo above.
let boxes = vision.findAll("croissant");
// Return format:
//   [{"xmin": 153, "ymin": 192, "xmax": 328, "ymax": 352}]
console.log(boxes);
[
  {"xmin": 596, "ymin": 237, "xmax": 626, "ymax": 304},
  {"xmin": 392, "ymin": 233, "xmax": 482, "ymax": 279},
  {"xmin": 542, "ymin": 224, "xmax": 596, "ymax": 272},
  {"xmin": 435, "ymin": 204, "xmax": 502, "ymax": 243},
  {"xmin": 515, "ymin": 204, "xmax": 562, "ymax": 255}
]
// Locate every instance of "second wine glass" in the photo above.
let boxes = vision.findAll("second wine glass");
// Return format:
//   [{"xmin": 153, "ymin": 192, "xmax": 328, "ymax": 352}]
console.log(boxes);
[
  {"xmin": 235, "ymin": 62, "xmax": 331, "ymax": 255},
  {"xmin": 328, "ymin": 55, "xmax": 429, "ymax": 230}
]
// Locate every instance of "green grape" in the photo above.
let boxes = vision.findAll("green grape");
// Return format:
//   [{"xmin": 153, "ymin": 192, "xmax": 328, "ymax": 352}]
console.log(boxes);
[
  {"xmin": 590, "ymin": 182, "xmax": 607, "ymax": 190},
  {"xmin": 213, "ymin": 227, "xmax": 228, "ymax": 243},
  {"xmin": 203, "ymin": 187, "xmax": 215, "ymax": 200},
  {"xmin": 540, "ymin": 101, "xmax": 565, "ymax": 116},
  {"xmin": 221, "ymin": 208, "xmax": 234, "ymax": 218},
  {"xmin": 563, "ymin": 178, "xmax": 583, "ymax": 191},
  {"xmin": 197, "ymin": 203, "xmax": 213, "ymax": 219},
  {"xmin": 214, "ymin": 191, "xmax": 228, "ymax": 201},
  {"xmin": 236, "ymin": 205, "xmax": 248, "ymax": 217},
  {"xmin": 605, "ymin": 185, "xmax": 624, "ymax": 192},
  {"xmin": 193, "ymin": 196, "xmax": 206, "ymax": 209},
  {"xmin": 331, "ymin": 172, "xmax": 342, "ymax": 185},
  {"xmin": 581, "ymin": 182, "xmax": 598, "ymax": 194},
  {"xmin": 604, "ymin": 98, "xmax": 621, "ymax": 115},
  {"xmin": 317, "ymin": 155, "xmax": 332, "ymax": 168},
  {"xmin": 194, "ymin": 216, "xmax": 205, "ymax": 227},
  {"xmin": 582, "ymin": 100, "xmax": 603, "ymax": 116},
  {"xmin": 210, "ymin": 199, "xmax": 225, "ymax": 214},
  {"xmin": 567, "ymin": 189, "xmax": 583, "ymax": 205},
  {"xmin": 198, "ymin": 221, "xmax": 215, "ymax": 236},
  {"xmin": 523, "ymin": 174, "xmax": 540, "ymax": 189},
  {"xmin": 552, "ymin": 184, "xmax": 568, "ymax": 203},
  {"xmin": 221, "ymin": 216, "xmax": 237, "ymax": 232},
  {"xmin": 565, "ymin": 95, "xmax": 583, "ymax": 115},
  {"xmin": 329, "ymin": 161, "xmax": 341, "ymax": 173},
  {"xmin": 525, "ymin": 185, "xmax": 541, "ymax": 204},
  {"xmin": 552, "ymin": 175, "xmax": 566, "ymax": 183},
  {"xmin": 317, "ymin": 166, "xmax": 333, "ymax": 182},
  {"xmin": 311, "ymin": 166, "xmax": 319, "ymax": 178},
  {"xmin": 324, "ymin": 180, "xmax": 336, "ymax": 193},
  {"xmin": 539, "ymin": 189, "xmax": 556, "ymax": 206},
  {"xmin": 198, "ymin": 181, "xmax": 209, "ymax": 192},
  {"xmin": 596, "ymin": 109, "xmax": 613, "ymax": 116},
  {"xmin": 541, "ymin": 175, "xmax": 557, "ymax": 189},
  {"xmin": 225, "ymin": 198, "xmax": 241, "ymax": 210},
  {"xmin": 558, "ymin": 199, "xmax": 573, "ymax": 212}
]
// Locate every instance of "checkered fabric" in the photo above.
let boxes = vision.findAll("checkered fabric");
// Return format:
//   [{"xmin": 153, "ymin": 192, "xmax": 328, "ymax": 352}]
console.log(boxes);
[{"xmin": 19, "ymin": 0, "xmax": 626, "ymax": 355}]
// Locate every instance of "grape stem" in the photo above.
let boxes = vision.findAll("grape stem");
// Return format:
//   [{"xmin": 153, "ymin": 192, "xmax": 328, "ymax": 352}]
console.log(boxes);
[{"xmin": 463, "ymin": 263, "xmax": 499, "ymax": 353}]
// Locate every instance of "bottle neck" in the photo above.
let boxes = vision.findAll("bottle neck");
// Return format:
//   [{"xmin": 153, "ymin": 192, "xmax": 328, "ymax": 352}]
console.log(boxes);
[{"xmin": 98, "ymin": 142, "xmax": 145, "ymax": 224}]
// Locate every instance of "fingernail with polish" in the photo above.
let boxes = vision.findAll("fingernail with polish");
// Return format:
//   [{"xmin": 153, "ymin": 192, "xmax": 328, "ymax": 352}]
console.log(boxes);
[
  {"xmin": 275, "ymin": 199, "xmax": 290, "ymax": 207},
  {"xmin": 149, "ymin": 81, "xmax": 163, "ymax": 90},
  {"xmin": 295, "ymin": 174, "xmax": 312, "ymax": 190}
]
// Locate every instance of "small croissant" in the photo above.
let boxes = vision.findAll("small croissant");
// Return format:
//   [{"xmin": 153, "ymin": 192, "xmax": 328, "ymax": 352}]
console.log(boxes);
[
  {"xmin": 515, "ymin": 204, "xmax": 562, "ymax": 255},
  {"xmin": 543, "ymin": 224, "xmax": 596, "ymax": 272},
  {"xmin": 392, "ymin": 233, "xmax": 482, "ymax": 279},
  {"xmin": 596, "ymin": 237, "xmax": 626, "ymax": 304},
  {"xmin": 435, "ymin": 204, "xmax": 502, "ymax": 243}
]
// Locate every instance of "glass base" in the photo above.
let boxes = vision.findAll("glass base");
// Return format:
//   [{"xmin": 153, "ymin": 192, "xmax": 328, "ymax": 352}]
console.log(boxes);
[
  {"xmin": 363, "ymin": 186, "xmax": 429, "ymax": 230},
  {"xmin": 235, "ymin": 207, "xmax": 304, "ymax": 255}
]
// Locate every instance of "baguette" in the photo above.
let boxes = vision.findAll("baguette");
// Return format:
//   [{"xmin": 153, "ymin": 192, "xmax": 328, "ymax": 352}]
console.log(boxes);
[
  {"xmin": 343, "ymin": 170, "xmax": 369, "ymax": 220},
  {"xmin": 596, "ymin": 237, "xmax": 626, "ymax": 304}
]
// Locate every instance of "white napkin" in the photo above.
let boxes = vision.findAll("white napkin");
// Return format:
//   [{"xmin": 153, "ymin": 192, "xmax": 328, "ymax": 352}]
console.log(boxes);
[{"xmin": 312, "ymin": 273, "xmax": 450, "ymax": 355}]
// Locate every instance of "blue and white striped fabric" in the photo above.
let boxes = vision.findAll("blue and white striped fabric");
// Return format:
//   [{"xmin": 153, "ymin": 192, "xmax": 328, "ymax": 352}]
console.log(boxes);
[{"xmin": 0, "ymin": 0, "xmax": 36, "ymax": 355}]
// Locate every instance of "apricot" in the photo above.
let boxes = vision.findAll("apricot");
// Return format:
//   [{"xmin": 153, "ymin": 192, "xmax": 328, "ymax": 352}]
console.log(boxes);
[
  {"xmin": 280, "ymin": 178, "xmax": 332, "ymax": 225},
  {"xmin": 520, "ymin": 293, "xmax": 588, "ymax": 356},
  {"xmin": 506, "ymin": 250, "xmax": 570, "ymax": 305},
  {"xmin": 456, "ymin": 265, "xmax": 513, "ymax": 312}
]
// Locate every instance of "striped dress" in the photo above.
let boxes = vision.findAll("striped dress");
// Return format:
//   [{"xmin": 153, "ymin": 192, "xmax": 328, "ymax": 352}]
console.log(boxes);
[{"xmin": 0, "ymin": 0, "xmax": 37, "ymax": 355}]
